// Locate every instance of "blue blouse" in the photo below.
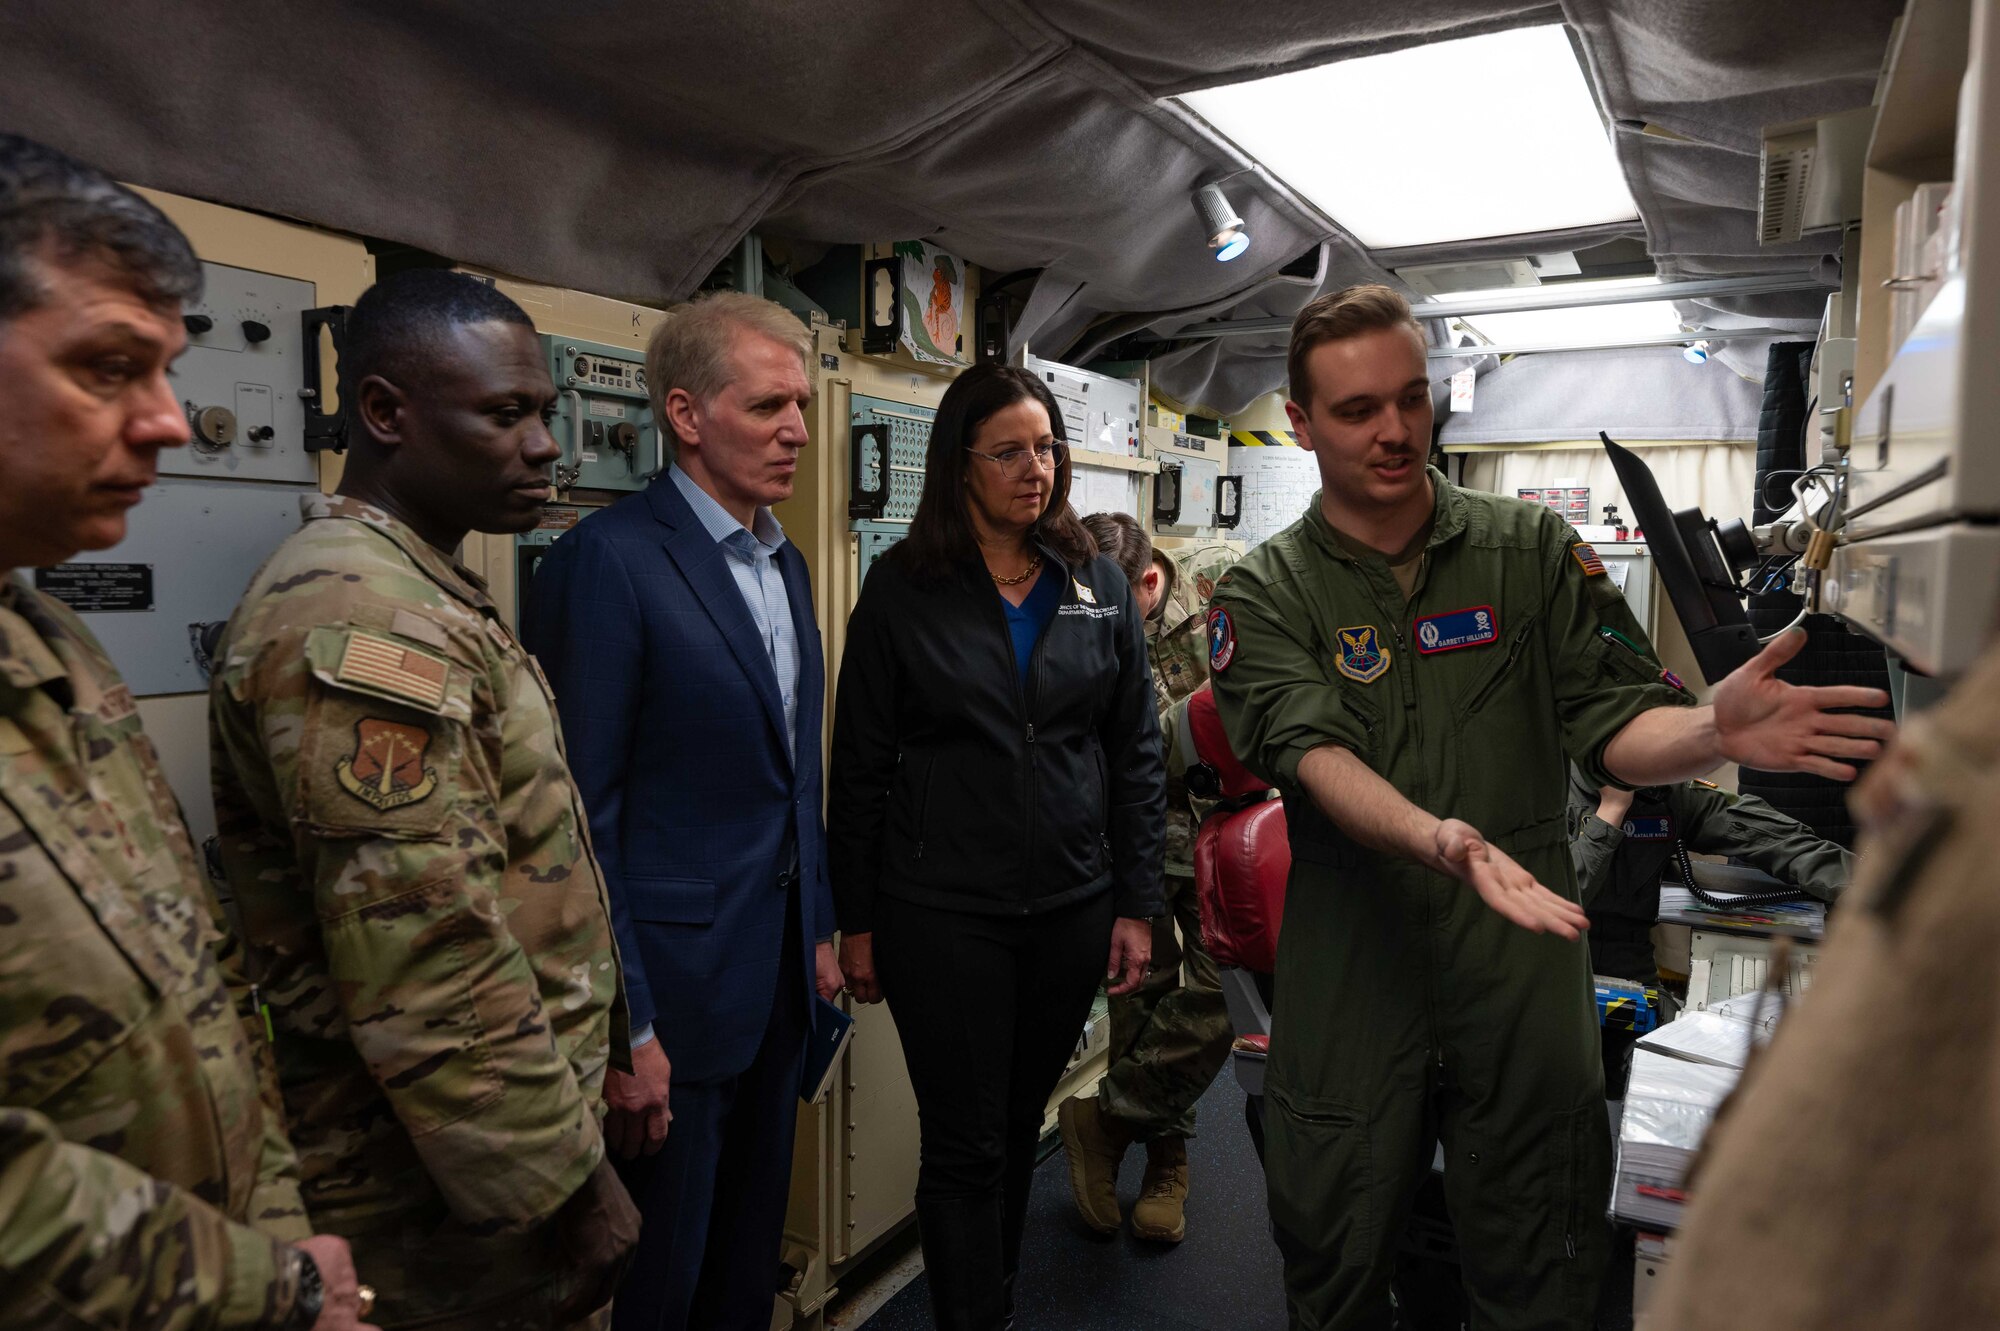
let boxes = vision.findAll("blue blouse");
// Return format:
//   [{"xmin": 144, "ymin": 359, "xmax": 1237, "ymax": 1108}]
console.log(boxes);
[{"xmin": 1000, "ymin": 568, "xmax": 1063, "ymax": 686}]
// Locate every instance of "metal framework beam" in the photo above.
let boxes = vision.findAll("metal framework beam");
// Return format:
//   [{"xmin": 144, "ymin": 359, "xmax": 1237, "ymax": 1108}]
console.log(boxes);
[
  {"xmin": 1145, "ymin": 274, "xmax": 1829, "ymax": 341},
  {"xmin": 1427, "ymin": 327, "xmax": 1795, "ymax": 360}
]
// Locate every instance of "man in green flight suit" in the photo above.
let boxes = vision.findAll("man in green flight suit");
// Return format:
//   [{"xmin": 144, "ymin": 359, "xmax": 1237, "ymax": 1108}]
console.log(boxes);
[
  {"xmin": 209, "ymin": 271, "xmax": 638, "ymax": 1330},
  {"xmin": 1062, "ymin": 514, "xmax": 1236, "ymax": 1243},
  {"xmin": 1568, "ymin": 765, "xmax": 1852, "ymax": 983},
  {"xmin": 0, "ymin": 133, "xmax": 371, "ymax": 1331},
  {"xmin": 1207, "ymin": 284, "xmax": 1895, "ymax": 1330}
]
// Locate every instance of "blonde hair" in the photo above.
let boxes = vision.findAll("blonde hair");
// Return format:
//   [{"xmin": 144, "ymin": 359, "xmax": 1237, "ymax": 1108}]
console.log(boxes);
[
  {"xmin": 646, "ymin": 290, "xmax": 813, "ymax": 460},
  {"xmin": 1287, "ymin": 284, "xmax": 1427, "ymax": 410}
]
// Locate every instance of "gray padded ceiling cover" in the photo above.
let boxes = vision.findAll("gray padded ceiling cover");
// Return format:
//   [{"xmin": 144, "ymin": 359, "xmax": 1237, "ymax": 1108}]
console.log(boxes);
[{"xmin": 0, "ymin": 0, "xmax": 1903, "ymax": 412}]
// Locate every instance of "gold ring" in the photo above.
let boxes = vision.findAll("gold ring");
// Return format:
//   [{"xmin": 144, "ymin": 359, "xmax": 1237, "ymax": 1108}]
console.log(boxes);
[{"xmin": 356, "ymin": 1285, "xmax": 377, "ymax": 1318}]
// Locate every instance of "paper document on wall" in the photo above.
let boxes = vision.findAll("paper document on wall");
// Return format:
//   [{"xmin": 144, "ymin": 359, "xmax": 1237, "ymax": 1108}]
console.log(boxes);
[
  {"xmin": 1227, "ymin": 445, "xmax": 1320, "ymax": 548},
  {"xmin": 1070, "ymin": 464, "xmax": 1142, "ymax": 522}
]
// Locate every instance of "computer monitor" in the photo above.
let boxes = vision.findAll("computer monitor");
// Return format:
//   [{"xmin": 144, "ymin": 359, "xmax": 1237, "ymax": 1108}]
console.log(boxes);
[{"xmin": 1600, "ymin": 432, "xmax": 1759, "ymax": 684}]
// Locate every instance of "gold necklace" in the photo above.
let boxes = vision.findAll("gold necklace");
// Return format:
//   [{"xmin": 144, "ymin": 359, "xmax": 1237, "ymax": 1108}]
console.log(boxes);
[{"xmin": 990, "ymin": 552, "xmax": 1043, "ymax": 586}]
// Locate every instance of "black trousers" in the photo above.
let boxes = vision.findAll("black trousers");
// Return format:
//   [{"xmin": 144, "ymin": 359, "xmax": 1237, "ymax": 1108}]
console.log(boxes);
[{"xmin": 875, "ymin": 892, "xmax": 1114, "ymax": 1327}]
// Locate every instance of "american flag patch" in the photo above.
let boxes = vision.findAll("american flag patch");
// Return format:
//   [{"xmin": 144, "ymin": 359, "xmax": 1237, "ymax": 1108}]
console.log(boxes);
[
  {"xmin": 1571, "ymin": 542, "xmax": 1607, "ymax": 577},
  {"xmin": 335, "ymin": 631, "xmax": 449, "ymax": 711}
]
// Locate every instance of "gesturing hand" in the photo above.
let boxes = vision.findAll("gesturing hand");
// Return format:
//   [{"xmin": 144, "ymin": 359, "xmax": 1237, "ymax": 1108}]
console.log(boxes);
[
  {"xmin": 1712, "ymin": 629, "xmax": 1895, "ymax": 780},
  {"xmin": 1104, "ymin": 917, "xmax": 1152, "ymax": 996},
  {"xmin": 1434, "ymin": 820, "xmax": 1589, "ymax": 940},
  {"xmin": 604, "ymin": 1038, "xmax": 671, "ymax": 1160}
]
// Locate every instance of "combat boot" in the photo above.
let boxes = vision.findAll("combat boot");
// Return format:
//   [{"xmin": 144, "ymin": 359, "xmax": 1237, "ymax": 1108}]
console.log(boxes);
[
  {"xmin": 1057, "ymin": 1094, "xmax": 1131, "ymax": 1235},
  {"xmin": 1130, "ymin": 1136, "xmax": 1189, "ymax": 1243}
]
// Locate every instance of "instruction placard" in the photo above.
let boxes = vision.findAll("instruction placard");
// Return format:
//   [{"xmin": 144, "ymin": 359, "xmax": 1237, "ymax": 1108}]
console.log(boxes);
[{"xmin": 34, "ymin": 563, "xmax": 154, "ymax": 612}]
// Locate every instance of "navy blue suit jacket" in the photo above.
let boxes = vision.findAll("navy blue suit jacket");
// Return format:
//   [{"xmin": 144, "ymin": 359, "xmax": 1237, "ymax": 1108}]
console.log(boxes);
[{"xmin": 524, "ymin": 476, "xmax": 831, "ymax": 1085}]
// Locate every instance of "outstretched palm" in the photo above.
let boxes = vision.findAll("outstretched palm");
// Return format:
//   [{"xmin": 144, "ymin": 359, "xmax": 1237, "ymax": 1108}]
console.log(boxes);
[{"xmin": 1712, "ymin": 629, "xmax": 1895, "ymax": 781}]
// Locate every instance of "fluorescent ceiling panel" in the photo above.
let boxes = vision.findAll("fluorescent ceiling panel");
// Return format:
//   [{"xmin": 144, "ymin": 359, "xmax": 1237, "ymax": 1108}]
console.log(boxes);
[
  {"xmin": 1429, "ymin": 276, "xmax": 1683, "ymax": 346},
  {"xmin": 1179, "ymin": 25, "xmax": 1638, "ymax": 250}
]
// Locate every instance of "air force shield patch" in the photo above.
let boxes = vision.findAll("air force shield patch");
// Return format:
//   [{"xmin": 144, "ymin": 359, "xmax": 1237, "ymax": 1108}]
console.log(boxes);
[{"xmin": 1335, "ymin": 625, "xmax": 1391, "ymax": 684}]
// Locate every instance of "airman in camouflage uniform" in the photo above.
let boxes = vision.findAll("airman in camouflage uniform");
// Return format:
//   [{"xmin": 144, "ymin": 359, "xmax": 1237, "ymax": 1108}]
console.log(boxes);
[
  {"xmin": 209, "ymin": 270, "xmax": 636, "ymax": 1331},
  {"xmin": 0, "ymin": 580, "xmax": 317, "ymax": 1329},
  {"xmin": 211, "ymin": 492, "xmax": 630, "ymax": 1330},
  {"xmin": 0, "ymin": 131, "xmax": 366, "ymax": 1331},
  {"xmin": 1063, "ymin": 533, "xmax": 1242, "ymax": 1243}
]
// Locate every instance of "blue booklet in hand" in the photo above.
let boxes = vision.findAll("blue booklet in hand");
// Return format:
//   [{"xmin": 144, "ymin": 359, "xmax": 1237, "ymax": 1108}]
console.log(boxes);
[{"xmin": 799, "ymin": 996, "xmax": 856, "ymax": 1104}]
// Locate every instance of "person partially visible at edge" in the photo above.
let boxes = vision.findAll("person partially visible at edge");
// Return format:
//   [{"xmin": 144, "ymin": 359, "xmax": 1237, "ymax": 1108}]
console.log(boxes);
[
  {"xmin": 0, "ymin": 131, "xmax": 373, "ymax": 1331},
  {"xmin": 1060, "ymin": 512, "xmax": 1234, "ymax": 1247},
  {"xmin": 830, "ymin": 364, "xmax": 1167, "ymax": 1331},
  {"xmin": 1206, "ymin": 282, "xmax": 1894, "ymax": 1330},
  {"xmin": 208, "ymin": 269, "xmax": 638, "ymax": 1330}
]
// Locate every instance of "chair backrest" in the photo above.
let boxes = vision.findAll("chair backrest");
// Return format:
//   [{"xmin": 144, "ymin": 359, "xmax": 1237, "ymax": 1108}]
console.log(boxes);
[{"xmin": 1195, "ymin": 799, "xmax": 1291, "ymax": 975}]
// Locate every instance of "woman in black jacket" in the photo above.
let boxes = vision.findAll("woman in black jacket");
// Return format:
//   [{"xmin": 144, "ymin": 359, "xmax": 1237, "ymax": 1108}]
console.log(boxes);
[{"xmin": 830, "ymin": 364, "xmax": 1166, "ymax": 1330}]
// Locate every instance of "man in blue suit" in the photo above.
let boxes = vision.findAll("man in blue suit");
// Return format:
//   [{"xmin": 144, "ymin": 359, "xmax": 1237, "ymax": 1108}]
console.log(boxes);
[{"xmin": 524, "ymin": 291, "xmax": 842, "ymax": 1331}]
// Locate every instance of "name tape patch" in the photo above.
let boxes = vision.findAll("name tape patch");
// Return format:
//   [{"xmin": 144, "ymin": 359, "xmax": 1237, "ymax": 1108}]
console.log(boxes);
[
  {"xmin": 1622, "ymin": 816, "xmax": 1673, "ymax": 840},
  {"xmin": 1414, "ymin": 605, "xmax": 1499, "ymax": 655}
]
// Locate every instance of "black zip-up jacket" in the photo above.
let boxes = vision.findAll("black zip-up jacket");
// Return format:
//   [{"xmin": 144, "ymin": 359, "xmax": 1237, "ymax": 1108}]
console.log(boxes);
[{"xmin": 828, "ymin": 541, "xmax": 1167, "ymax": 932}]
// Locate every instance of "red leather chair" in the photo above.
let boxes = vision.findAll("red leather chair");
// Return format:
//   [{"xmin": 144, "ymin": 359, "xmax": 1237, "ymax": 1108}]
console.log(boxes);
[{"xmin": 1176, "ymin": 685, "xmax": 1288, "ymax": 1099}]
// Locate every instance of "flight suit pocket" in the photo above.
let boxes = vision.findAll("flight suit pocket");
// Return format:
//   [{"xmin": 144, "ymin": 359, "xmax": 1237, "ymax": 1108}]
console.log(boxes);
[
  {"xmin": 1459, "ymin": 621, "xmax": 1535, "ymax": 715},
  {"xmin": 1549, "ymin": 1100, "xmax": 1612, "ymax": 1266},
  {"xmin": 1266, "ymin": 1084, "xmax": 1381, "ymax": 1265}
]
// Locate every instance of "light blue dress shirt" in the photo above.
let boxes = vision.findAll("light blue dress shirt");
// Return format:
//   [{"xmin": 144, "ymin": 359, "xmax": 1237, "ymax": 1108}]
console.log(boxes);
[{"xmin": 669, "ymin": 464, "xmax": 799, "ymax": 757}]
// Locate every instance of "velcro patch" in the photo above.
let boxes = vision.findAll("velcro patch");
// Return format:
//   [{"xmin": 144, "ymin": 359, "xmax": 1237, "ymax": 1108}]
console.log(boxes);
[
  {"xmin": 1572, "ymin": 542, "xmax": 1607, "ymax": 577},
  {"xmin": 1415, "ymin": 605, "xmax": 1498, "ymax": 655},
  {"xmin": 1622, "ymin": 816, "xmax": 1673, "ymax": 840},
  {"xmin": 99, "ymin": 683, "xmax": 137, "ymax": 724},
  {"xmin": 1335, "ymin": 625, "xmax": 1391, "ymax": 684},
  {"xmin": 1661, "ymin": 668, "xmax": 1690, "ymax": 693},
  {"xmin": 336, "ymin": 631, "xmax": 449, "ymax": 711},
  {"xmin": 1207, "ymin": 606, "xmax": 1236, "ymax": 672},
  {"xmin": 336, "ymin": 718, "xmax": 440, "ymax": 811}
]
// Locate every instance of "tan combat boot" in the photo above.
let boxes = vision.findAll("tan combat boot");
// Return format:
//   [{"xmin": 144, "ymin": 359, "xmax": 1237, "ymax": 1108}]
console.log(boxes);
[
  {"xmin": 1057, "ymin": 1094, "xmax": 1131, "ymax": 1235},
  {"xmin": 1130, "ymin": 1136, "xmax": 1189, "ymax": 1243}
]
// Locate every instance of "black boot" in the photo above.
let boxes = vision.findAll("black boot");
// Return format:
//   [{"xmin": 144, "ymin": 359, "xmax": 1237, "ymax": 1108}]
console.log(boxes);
[{"xmin": 917, "ymin": 1196, "xmax": 1007, "ymax": 1331}]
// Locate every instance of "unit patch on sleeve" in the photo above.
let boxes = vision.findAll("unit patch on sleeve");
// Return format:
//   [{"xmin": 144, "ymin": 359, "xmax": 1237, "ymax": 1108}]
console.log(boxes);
[
  {"xmin": 1571, "ymin": 542, "xmax": 1608, "ymax": 577},
  {"xmin": 1335, "ymin": 625, "xmax": 1391, "ymax": 684},
  {"xmin": 1621, "ymin": 816, "xmax": 1673, "ymax": 840},
  {"xmin": 336, "ymin": 718, "xmax": 439, "ymax": 811},
  {"xmin": 1207, "ymin": 606, "xmax": 1236, "ymax": 672},
  {"xmin": 1414, "ymin": 605, "xmax": 1499, "ymax": 655}
]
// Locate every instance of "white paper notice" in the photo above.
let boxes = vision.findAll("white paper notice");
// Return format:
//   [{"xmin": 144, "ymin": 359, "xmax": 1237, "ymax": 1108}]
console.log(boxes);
[
  {"xmin": 1450, "ymin": 366, "xmax": 1476, "ymax": 412},
  {"xmin": 1227, "ymin": 446, "xmax": 1320, "ymax": 549},
  {"xmin": 1069, "ymin": 464, "xmax": 1142, "ymax": 522}
]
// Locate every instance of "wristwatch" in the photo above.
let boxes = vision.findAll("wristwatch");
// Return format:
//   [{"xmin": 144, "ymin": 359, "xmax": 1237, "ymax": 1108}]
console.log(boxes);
[{"xmin": 280, "ymin": 1248, "xmax": 324, "ymax": 1331}]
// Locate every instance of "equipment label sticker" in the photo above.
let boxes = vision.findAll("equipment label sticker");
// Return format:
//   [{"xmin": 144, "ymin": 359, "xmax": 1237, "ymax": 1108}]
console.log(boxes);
[{"xmin": 1414, "ymin": 605, "xmax": 1498, "ymax": 655}]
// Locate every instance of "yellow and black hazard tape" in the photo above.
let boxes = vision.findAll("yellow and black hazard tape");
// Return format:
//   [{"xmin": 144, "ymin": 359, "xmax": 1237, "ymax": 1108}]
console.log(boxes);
[{"xmin": 1229, "ymin": 429, "xmax": 1297, "ymax": 447}]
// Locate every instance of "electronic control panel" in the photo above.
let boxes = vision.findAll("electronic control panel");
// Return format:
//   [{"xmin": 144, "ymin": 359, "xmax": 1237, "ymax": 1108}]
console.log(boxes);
[
  {"xmin": 165, "ymin": 261, "xmax": 318, "ymax": 484},
  {"xmin": 848, "ymin": 394, "xmax": 935, "ymax": 583},
  {"xmin": 547, "ymin": 335, "xmax": 661, "ymax": 493}
]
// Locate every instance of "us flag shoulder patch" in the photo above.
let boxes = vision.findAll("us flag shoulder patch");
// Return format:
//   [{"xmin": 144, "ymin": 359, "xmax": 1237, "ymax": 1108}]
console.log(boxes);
[
  {"xmin": 1571, "ymin": 542, "xmax": 1607, "ymax": 577},
  {"xmin": 335, "ymin": 630, "xmax": 449, "ymax": 711}
]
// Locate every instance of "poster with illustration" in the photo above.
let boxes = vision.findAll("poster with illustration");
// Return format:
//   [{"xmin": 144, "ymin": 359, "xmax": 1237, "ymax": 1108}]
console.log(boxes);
[{"xmin": 897, "ymin": 241, "xmax": 966, "ymax": 365}]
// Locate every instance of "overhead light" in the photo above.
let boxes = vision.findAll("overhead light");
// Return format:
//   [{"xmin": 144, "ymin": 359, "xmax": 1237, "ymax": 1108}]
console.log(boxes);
[
  {"xmin": 1439, "ymin": 276, "xmax": 1682, "ymax": 348},
  {"xmin": 1178, "ymin": 25, "xmax": 1638, "ymax": 249},
  {"xmin": 1192, "ymin": 182, "xmax": 1250, "ymax": 261},
  {"xmin": 1683, "ymin": 339, "xmax": 1712, "ymax": 364}
]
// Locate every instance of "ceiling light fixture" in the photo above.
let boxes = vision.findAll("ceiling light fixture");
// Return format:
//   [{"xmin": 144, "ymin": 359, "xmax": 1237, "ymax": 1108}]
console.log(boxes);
[
  {"xmin": 1682, "ymin": 339, "xmax": 1712, "ymax": 364},
  {"xmin": 1193, "ymin": 183, "xmax": 1250, "ymax": 261},
  {"xmin": 1178, "ymin": 25, "xmax": 1638, "ymax": 249}
]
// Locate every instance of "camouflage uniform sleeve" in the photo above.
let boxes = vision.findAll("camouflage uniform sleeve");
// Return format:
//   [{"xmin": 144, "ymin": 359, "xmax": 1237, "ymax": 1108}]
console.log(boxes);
[
  {"xmin": 208, "ymin": 916, "xmax": 311, "ymax": 1242},
  {"xmin": 0, "ymin": 1106, "xmax": 297, "ymax": 1330},
  {"xmin": 219, "ymin": 616, "xmax": 602, "ymax": 1233}
]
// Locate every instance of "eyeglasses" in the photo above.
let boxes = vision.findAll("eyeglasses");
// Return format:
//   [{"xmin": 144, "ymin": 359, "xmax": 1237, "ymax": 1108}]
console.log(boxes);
[{"xmin": 965, "ymin": 442, "xmax": 1065, "ymax": 481}]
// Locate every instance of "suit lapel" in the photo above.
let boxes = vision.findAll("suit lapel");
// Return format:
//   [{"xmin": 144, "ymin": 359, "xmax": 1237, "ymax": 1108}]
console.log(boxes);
[
  {"xmin": 779, "ymin": 544, "xmax": 821, "ymax": 778},
  {"xmin": 651, "ymin": 480, "xmax": 791, "ymax": 761}
]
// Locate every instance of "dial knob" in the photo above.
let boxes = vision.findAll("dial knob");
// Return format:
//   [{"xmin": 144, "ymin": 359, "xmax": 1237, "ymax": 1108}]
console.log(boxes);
[
  {"xmin": 573, "ymin": 356, "xmax": 593, "ymax": 377},
  {"xmin": 183, "ymin": 314, "xmax": 214, "ymax": 335},
  {"xmin": 607, "ymin": 422, "xmax": 640, "ymax": 457},
  {"xmin": 241, "ymin": 320, "xmax": 272, "ymax": 344},
  {"xmin": 190, "ymin": 405, "xmax": 237, "ymax": 450}
]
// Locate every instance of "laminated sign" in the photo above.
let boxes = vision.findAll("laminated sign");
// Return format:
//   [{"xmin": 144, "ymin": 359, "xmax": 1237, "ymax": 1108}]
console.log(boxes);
[{"xmin": 897, "ymin": 240, "xmax": 967, "ymax": 365}]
